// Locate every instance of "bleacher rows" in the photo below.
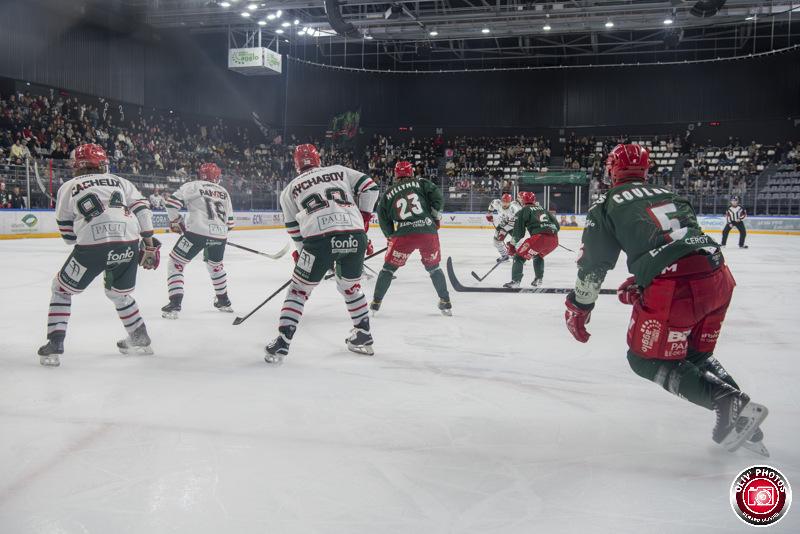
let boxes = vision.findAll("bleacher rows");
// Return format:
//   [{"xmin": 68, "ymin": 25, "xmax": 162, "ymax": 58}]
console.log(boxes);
[{"xmin": 757, "ymin": 169, "xmax": 800, "ymax": 201}]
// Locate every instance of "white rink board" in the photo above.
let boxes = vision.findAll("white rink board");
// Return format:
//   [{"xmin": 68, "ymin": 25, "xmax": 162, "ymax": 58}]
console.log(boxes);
[{"xmin": 0, "ymin": 228, "xmax": 798, "ymax": 533}]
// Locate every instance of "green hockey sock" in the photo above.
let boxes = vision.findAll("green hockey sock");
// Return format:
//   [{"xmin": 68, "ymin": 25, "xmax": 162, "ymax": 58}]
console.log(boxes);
[
  {"xmin": 511, "ymin": 257, "xmax": 525, "ymax": 282},
  {"xmin": 426, "ymin": 264, "xmax": 450, "ymax": 300},
  {"xmin": 533, "ymin": 256, "xmax": 544, "ymax": 279},
  {"xmin": 626, "ymin": 351, "xmax": 716, "ymax": 410},
  {"xmin": 372, "ymin": 263, "xmax": 397, "ymax": 302}
]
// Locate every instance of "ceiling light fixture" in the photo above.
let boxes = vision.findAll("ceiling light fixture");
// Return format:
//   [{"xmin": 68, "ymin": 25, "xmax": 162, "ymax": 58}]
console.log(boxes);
[
  {"xmin": 240, "ymin": 12, "xmax": 250, "ymax": 18},
  {"xmin": 219, "ymin": 1, "xmax": 231, "ymax": 7},
  {"xmin": 247, "ymin": 3, "xmax": 257, "ymax": 10},
  {"xmin": 281, "ymin": 21, "xmax": 290, "ymax": 27},
  {"xmin": 293, "ymin": 19, "xmax": 300, "ymax": 25},
  {"xmin": 663, "ymin": 18, "xmax": 674, "ymax": 25},
  {"xmin": 257, "ymin": 20, "xmax": 266, "ymax": 26},
  {"xmin": 267, "ymin": 13, "xmax": 276, "ymax": 20},
  {"xmin": 276, "ymin": 29, "xmax": 284, "ymax": 34},
  {"xmin": 276, "ymin": 10, "xmax": 282, "ymax": 17},
  {"xmin": 481, "ymin": 28, "xmax": 490, "ymax": 34},
  {"xmin": 429, "ymin": 30, "xmax": 438, "ymax": 36},
  {"xmin": 605, "ymin": 20, "xmax": 614, "ymax": 28},
  {"xmin": 543, "ymin": 24, "xmax": 551, "ymax": 31}
]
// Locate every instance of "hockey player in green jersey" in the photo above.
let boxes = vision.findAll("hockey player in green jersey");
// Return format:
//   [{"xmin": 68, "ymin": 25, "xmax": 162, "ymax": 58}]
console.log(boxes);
[
  {"xmin": 563, "ymin": 143, "xmax": 768, "ymax": 455},
  {"xmin": 502, "ymin": 191, "xmax": 560, "ymax": 288},
  {"xmin": 370, "ymin": 161, "xmax": 452, "ymax": 316}
]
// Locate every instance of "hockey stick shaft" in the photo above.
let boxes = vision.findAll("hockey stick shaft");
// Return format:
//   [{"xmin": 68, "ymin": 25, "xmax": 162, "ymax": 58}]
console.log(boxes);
[
  {"xmin": 232, "ymin": 279, "xmax": 292, "ymax": 326},
  {"xmin": 558, "ymin": 244, "xmax": 576, "ymax": 253},
  {"xmin": 471, "ymin": 260, "xmax": 502, "ymax": 282},
  {"xmin": 228, "ymin": 241, "xmax": 290, "ymax": 259}
]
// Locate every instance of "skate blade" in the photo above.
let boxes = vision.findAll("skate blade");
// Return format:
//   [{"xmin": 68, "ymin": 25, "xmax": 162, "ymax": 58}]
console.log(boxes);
[
  {"xmin": 162, "ymin": 311, "xmax": 179, "ymax": 319},
  {"xmin": 722, "ymin": 403, "xmax": 769, "ymax": 452},
  {"xmin": 216, "ymin": 306, "xmax": 233, "ymax": 313},
  {"xmin": 39, "ymin": 355, "xmax": 61, "ymax": 367},
  {"xmin": 347, "ymin": 343, "xmax": 374, "ymax": 356},
  {"xmin": 118, "ymin": 345, "xmax": 155, "ymax": 356},
  {"xmin": 741, "ymin": 438, "xmax": 770, "ymax": 457},
  {"xmin": 439, "ymin": 309, "xmax": 453, "ymax": 317},
  {"xmin": 263, "ymin": 349, "xmax": 286, "ymax": 366}
]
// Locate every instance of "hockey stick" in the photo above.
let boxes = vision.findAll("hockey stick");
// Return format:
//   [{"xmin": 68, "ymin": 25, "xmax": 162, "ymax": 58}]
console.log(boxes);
[
  {"xmin": 471, "ymin": 260, "xmax": 504, "ymax": 282},
  {"xmin": 324, "ymin": 246, "xmax": 388, "ymax": 280},
  {"xmin": 228, "ymin": 241, "xmax": 290, "ymax": 260},
  {"xmin": 232, "ymin": 279, "xmax": 292, "ymax": 326},
  {"xmin": 558, "ymin": 244, "xmax": 576, "ymax": 253},
  {"xmin": 448, "ymin": 257, "xmax": 615, "ymax": 294}
]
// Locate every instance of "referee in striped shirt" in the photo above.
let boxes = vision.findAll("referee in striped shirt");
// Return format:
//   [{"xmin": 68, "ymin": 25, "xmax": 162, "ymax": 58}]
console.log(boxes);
[{"xmin": 721, "ymin": 196, "xmax": 748, "ymax": 248}]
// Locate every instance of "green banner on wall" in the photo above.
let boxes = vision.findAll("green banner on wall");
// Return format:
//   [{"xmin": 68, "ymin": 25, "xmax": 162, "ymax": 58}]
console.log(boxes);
[{"xmin": 520, "ymin": 171, "xmax": 589, "ymax": 186}]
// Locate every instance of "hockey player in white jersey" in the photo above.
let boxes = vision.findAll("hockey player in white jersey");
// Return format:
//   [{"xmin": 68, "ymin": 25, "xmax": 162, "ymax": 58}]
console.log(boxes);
[
  {"xmin": 264, "ymin": 144, "xmax": 380, "ymax": 364},
  {"xmin": 37, "ymin": 144, "xmax": 161, "ymax": 366},
  {"xmin": 486, "ymin": 193, "xmax": 521, "ymax": 261},
  {"xmin": 161, "ymin": 163, "xmax": 235, "ymax": 318}
]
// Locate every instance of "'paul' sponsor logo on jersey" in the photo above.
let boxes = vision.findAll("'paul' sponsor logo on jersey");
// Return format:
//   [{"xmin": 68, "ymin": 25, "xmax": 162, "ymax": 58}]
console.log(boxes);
[
  {"xmin": 291, "ymin": 172, "xmax": 345, "ymax": 198},
  {"xmin": 71, "ymin": 177, "xmax": 122, "ymax": 197},
  {"xmin": 317, "ymin": 212, "xmax": 353, "ymax": 232},
  {"xmin": 107, "ymin": 247, "xmax": 135, "ymax": 265},
  {"xmin": 331, "ymin": 235, "xmax": 359, "ymax": 253},
  {"xmin": 91, "ymin": 221, "xmax": 126, "ymax": 241},
  {"xmin": 611, "ymin": 187, "xmax": 671, "ymax": 205}
]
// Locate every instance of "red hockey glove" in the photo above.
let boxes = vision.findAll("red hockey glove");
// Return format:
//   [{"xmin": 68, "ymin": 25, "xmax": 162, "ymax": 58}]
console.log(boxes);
[
  {"xmin": 565, "ymin": 291, "xmax": 594, "ymax": 343},
  {"xmin": 361, "ymin": 211, "xmax": 372, "ymax": 233},
  {"xmin": 169, "ymin": 216, "xmax": 186, "ymax": 234},
  {"xmin": 139, "ymin": 237, "xmax": 161, "ymax": 270},
  {"xmin": 506, "ymin": 242, "xmax": 517, "ymax": 256},
  {"xmin": 366, "ymin": 239, "xmax": 374, "ymax": 256},
  {"xmin": 617, "ymin": 276, "xmax": 642, "ymax": 306},
  {"xmin": 291, "ymin": 250, "xmax": 300, "ymax": 263},
  {"xmin": 486, "ymin": 214, "xmax": 494, "ymax": 223}
]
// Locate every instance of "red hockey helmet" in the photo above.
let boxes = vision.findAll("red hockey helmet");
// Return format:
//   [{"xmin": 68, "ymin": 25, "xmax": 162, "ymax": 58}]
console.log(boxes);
[
  {"xmin": 606, "ymin": 143, "xmax": 649, "ymax": 186},
  {"xmin": 501, "ymin": 193, "xmax": 513, "ymax": 207},
  {"xmin": 73, "ymin": 143, "xmax": 109, "ymax": 172},
  {"xmin": 294, "ymin": 143, "xmax": 321, "ymax": 174},
  {"xmin": 518, "ymin": 191, "xmax": 537, "ymax": 205},
  {"xmin": 394, "ymin": 160, "xmax": 414, "ymax": 178},
  {"xmin": 198, "ymin": 162, "xmax": 222, "ymax": 183}
]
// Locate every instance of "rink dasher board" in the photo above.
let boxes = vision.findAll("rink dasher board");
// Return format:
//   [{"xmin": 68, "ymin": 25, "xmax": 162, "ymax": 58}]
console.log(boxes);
[{"xmin": 2, "ymin": 210, "xmax": 800, "ymax": 239}]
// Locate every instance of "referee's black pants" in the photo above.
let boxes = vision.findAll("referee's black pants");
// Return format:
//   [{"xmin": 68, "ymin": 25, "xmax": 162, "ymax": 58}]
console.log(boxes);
[{"xmin": 721, "ymin": 221, "xmax": 746, "ymax": 247}]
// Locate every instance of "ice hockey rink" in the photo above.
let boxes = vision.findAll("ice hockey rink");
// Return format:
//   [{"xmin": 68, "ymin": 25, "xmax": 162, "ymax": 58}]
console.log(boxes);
[{"xmin": 0, "ymin": 228, "xmax": 798, "ymax": 534}]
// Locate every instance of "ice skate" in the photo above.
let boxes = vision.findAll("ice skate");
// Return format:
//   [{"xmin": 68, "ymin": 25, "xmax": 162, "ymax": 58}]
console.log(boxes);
[
  {"xmin": 739, "ymin": 245, "xmax": 749, "ymax": 249},
  {"xmin": 496, "ymin": 254, "xmax": 510, "ymax": 263},
  {"xmin": 161, "ymin": 296, "xmax": 182, "ymax": 319},
  {"xmin": 438, "ymin": 298, "xmax": 453, "ymax": 316},
  {"xmin": 37, "ymin": 333, "xmax": 64, "ymax": 367},
  {"xmin": 369, "ymin": 299, "xmax": 382, "ymax": 316},
  {"xmin": 117, "ymin": 324, "xmax": 154, "ymax": 355},
  {"xmin": 531, "ymin": 277, "xmax": 543, "ymax": 287},
  {"xmin": 214, "ymin": 293, "xmax": 233, "ymax": 313},
  {"xmin": 346, "ymin": 318, "xmax": 374, "ymax": 356},
  {"xmin": 741, "ymin": 427, "xmax": 770, "ymax": 457},
  {"xmin": 503, "ymin": 280, "xmax": 520, "ymax": 289},
  {"xmin": 265, "ymin": 325, "xmax": 294, "ymax": 365},
  {"xmin": 711, "ymin": 385, "xmax": 768, "ymax": 453}
]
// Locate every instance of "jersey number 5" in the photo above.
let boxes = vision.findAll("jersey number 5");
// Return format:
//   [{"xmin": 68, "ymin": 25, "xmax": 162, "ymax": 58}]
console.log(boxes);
[
  {"xmin": 647, "ymin": 202, "xmax": 688, "ymax": 242},
  {"xmin": 395, "ymin": 193, "xmax": 423, "ymax": 220}
]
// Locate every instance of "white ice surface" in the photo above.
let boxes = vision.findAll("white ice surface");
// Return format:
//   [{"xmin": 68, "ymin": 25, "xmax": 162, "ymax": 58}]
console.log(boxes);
[{"xmin": 0, "ymin": 229, "xmax": 798, "ymax": 534}]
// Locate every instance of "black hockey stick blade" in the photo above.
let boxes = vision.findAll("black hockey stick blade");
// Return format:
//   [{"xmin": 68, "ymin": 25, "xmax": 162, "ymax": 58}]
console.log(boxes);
[
  {"xmin": 232, "ymin": 279, "xmax": 292, "ymax": 325},
  {"xmin": 324, "ymin": 246, "xmax": 388, "ymax": 280},
  {"xmin": 470, "ymin": 260, "xmax": 503, "ymax": 282},
  {"xmin": 447, "ymin": 257, "xmax": 614, "ymax": 294},
  {"xmin": 228, "ymin": 241, "xmax": 290, "ymax": 260}
]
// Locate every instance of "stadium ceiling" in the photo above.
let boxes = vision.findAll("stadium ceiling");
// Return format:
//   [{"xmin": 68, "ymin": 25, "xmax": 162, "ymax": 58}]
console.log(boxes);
[{"xmin": 120, "ymin": 1, "xmax": 800, "ymax": 69}]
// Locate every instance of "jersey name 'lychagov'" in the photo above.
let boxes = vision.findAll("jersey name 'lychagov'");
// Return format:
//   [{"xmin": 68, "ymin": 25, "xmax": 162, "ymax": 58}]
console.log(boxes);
[
  {"xmin": 55, "ymin": 173, "xmax": 153, "ymax": 246},
  {"xmin": 280, "ymin": 164, "xmax": 379, "ymax": 243},
  {"xmin": 487, "ymin": 199, "xmax": 521, "ymax": 231},
  {"xmin": 166, "ymin": 181, "xmax": 235, "ymax": 239}
]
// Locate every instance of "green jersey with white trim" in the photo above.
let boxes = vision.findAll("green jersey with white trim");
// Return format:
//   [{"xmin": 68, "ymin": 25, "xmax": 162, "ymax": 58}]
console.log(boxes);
[
  {"xmin": 377, "ymin": 178, "xmax": 443, "ymax": 237},
  {"xmin": 574, "ymin": 181, "xmax": 719, "ymax": 306}
]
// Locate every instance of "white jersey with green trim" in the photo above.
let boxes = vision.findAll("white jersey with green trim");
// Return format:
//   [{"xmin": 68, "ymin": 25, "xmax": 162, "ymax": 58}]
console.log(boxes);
[
  {"xmin": 487, "ymin": 199, "xmax": 521, "ymax": 231},
  {"xmin": 166, "ymin": 180, "xmax": 235, "ymax": 239},
  {"xmin": 280, "ymin": 164, "xmax": 379, "ymax": 243},
  {"xmin": 55, "ymin": 172, "xmax": 153, "ymax": 246}
]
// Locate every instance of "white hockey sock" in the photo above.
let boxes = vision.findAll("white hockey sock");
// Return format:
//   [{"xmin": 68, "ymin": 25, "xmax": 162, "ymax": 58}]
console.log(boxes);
[
  {"xmin": 167, "ymin": 257, "xmax": 186, "ymax": 300},
  {"xmin": 107, "ymin": 290, "xmax": 143, "ymax": 336},
  {"xmin": 206, "ymin": 260, "xmax": 228, "ymax": 296},
  {"xmin": 278, "ymin": 277, "xmax": 317, "ymax": 329},
  {"xmin": 494, "ymin": 239, "xmax": 507, "ymax": 256},
  {"xmin": 336, "ymin": 277, "xmax": 369, "ymax": 327},
  {"xmin": 47, "ymin": 278, "xmax": 75, "ymax": 337}
]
